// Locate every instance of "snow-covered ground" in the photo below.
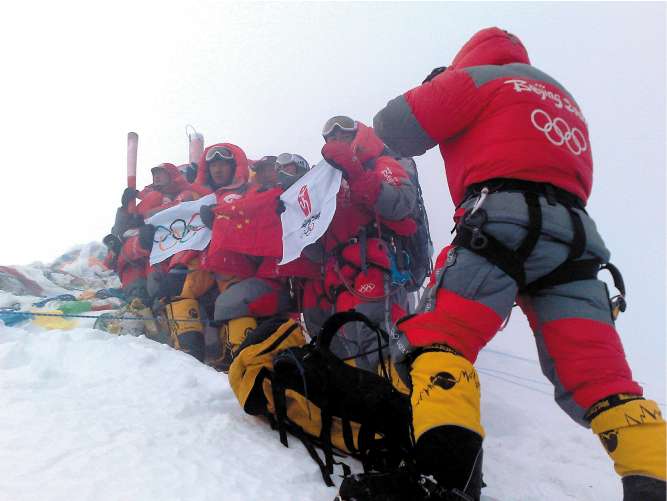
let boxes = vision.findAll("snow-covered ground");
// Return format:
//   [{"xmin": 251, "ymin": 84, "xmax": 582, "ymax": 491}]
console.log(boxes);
[{"xmin": 0, "ymin": 246, "xmax": 662, "ymax": 500}]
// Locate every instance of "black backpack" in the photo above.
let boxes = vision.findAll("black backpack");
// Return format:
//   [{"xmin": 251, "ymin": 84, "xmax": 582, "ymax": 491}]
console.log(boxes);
[
  {"xmin": 229, "ymin": 312, "xmax": 414, "ymax": 486},
  {"xmin": 390, "ymin": 154, "xmax": 434, "ymax": 292}
]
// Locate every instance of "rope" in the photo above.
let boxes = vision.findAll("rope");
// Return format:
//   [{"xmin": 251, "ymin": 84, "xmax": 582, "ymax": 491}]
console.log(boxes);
[
  {"xmin": 0, "ymin": 310, "xmax": 196, "ymax": 323},
  {"xmin": 476, "ymin": 366, "xmax": 551, "ymax": 387},
  {"xmin": 482, "ymin": 348, "xmax": 540, "ymax": 365},
  {"xmin": 475, "ymin": 368, "xmax": 554, "ymax": 397}
]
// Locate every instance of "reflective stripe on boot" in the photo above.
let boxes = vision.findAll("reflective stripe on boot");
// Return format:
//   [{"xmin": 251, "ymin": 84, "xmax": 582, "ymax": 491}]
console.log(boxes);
[
  {"xmin": 591, "ymin": 399, "xmax": 666, "ymax": 481},
  {"xmin": 166, "ymin": 298, "xmax": 205, "ymax": 362}
]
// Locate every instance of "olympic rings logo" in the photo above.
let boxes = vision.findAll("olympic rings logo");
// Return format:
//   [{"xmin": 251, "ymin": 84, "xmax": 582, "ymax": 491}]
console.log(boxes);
[
  {"xmin": 530, "ymin": 109, "xmax": 588, "ymax": 156},
  {"xmin": 301, "ymin": 212, "xmax": 321, "ymax": 237},
  {"xmin": 357, "ymin": 283, "xmax": 376, "ymax": 294},
  {"xmin": 154, "ymin": 213, "xmax": 206, "ymax": 251}
]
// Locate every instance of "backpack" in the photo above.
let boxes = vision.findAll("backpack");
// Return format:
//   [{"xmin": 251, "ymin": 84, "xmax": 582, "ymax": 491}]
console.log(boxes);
[
  {"xmin": 228, "ymin": 312, "xmax": 414, "ymax": 486},
  {"xmin": 391, "ymin": 154, "xmax": 434, "ymax": 292}
]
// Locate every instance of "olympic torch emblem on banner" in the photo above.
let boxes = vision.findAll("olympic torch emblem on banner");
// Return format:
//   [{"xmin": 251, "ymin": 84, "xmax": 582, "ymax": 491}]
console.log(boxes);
[
  {"xmin": 298, "ymin": 185, "xmax": 312, "ymax": 217},
  {"xmin": 279, "ymin": 160, "xmax": 342, "ymax": 265}
]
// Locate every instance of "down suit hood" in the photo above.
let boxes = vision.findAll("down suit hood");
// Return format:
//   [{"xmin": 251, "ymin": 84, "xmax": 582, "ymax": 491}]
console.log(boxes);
[
  {"xmin": 196, "ymin": 142, "xmax": 249, "ymax": 192},
  {"xmin": 450, "ymin": 27, "xmax": 530, "ymax": 69},
  {"xmin": 141, "ymin": 163, "xmax": 189, "ymax": 197}
]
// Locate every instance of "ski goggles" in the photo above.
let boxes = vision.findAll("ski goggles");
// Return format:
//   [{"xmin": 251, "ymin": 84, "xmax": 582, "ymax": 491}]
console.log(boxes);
[
  {"xmin": 251, "ymin": 155, "xmax": 277, "ymax": 171},
  {"xmin": 276, "ymin": 153, "xmax": 308, "ymax": 174},
  {"xmin": 321, "ymin": 116, "xmax": 357, "ymax": 139},
  {"xmin": 205, "ymin": 146, "xmax": 234, "ymax": 162}
]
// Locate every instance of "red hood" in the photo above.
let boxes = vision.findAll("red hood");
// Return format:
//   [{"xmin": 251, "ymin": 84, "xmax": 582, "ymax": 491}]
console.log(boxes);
[
  {"xmin": 451, "ymin": 27, "xmax": 530, "ymax": 69},
  {"xmin": 351, "ymin": 122, "xmax": 385, "ymax": 164},
  {"xmin": 144, "ymin": 163, "xmax": 189, "ymax": 196},
  {"xmin": 196, "ymin": 142, "xmax": 249, "ymax": 191}
]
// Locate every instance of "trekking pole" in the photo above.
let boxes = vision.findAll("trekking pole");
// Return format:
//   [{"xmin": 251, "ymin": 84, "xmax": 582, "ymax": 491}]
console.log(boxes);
[{"xmin": 127, "ymin": 132, "xmax": 139, "ymax": 213}]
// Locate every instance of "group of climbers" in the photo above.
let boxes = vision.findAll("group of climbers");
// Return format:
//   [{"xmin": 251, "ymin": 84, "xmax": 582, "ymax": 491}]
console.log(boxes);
[
  {"xmin": 103, "ymin": 162, "xmax": 197, "ymax": 304},
  {"xmin": 102, "ymin": 26, "xmax": 665, "ymax": 501},
  {"xmin": 102, "ymin": 119, "xmax": 423, "ymax": 378}
]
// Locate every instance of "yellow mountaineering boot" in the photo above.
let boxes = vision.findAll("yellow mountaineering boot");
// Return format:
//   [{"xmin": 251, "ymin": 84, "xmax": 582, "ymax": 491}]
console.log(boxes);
[
  {"xmin": 165, "ymin": 298, "xmax": 205, "ymax": 362},
  {"xmin": 589, "ymin": 396, "xmax": 666, "ymax": 500},
  {"xmin": 213, "ymin": 316, "xmax": 257, "ymax": 373},
  {"xmin": 410, "ymin": 348, "xmax": 485, "ymax": 499},
  {"xmin": 128, "ymin": 298, "xmax": 165, "ymax": 342}
]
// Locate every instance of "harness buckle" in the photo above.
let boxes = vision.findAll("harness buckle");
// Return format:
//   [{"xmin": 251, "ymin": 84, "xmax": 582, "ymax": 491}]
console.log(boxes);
[
  {"xmin": 469, "ymin": 231, "xmax": 488, "ymax": 250},
  {"xmin": 610, "ymin": 295, "xmax": 627, "ymax": 321},
  {"xmin": 460, "ymin": 207, "xmax": 489, "ymax": 250}
]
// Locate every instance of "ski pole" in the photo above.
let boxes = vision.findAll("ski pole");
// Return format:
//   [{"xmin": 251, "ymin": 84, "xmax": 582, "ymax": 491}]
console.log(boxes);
[{"xmin": 127, "ymin": 132, "xmax": 139, "ymax": 213}]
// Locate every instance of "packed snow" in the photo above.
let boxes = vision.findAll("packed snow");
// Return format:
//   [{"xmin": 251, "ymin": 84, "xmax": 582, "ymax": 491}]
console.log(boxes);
[{"xmin": 0, "ymin": 245, "xmax": 662, "ymax": 500}]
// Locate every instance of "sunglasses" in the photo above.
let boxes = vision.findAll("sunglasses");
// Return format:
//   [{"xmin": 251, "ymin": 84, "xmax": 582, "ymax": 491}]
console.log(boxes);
[
  {"xmin": 205, "ymin": 146, "xmax": 234, "ymax": 162},
  {"xmin": 321, "ymin": 116, "xmax": 357, "ymax": 138}
]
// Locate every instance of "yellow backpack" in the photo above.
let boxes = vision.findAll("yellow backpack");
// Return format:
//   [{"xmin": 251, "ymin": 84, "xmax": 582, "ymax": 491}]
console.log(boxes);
[{"xmin": 228, "ymin": 312, "xmax": 414, "ymax": 486}]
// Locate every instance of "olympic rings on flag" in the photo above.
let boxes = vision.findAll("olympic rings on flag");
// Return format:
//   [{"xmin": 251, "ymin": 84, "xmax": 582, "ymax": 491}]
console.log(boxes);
[{"xmin": 154, "ymin": 213, "xmax": 206, "ymax": 251}]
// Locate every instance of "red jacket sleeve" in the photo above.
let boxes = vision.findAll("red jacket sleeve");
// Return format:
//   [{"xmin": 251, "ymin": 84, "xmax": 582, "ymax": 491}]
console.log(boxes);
[
  {"xmin": 374, "ymin": 69, "xmax": 484, "ymax": 157},
  {"xmin": 404, "ymin": 69, "xmax": 484, "ymax": 143}
]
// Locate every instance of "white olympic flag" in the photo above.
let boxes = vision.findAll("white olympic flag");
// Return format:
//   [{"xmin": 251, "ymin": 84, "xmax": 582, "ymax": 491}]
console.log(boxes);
[
  {"xmin": 145, "ymin": 194, "xmax": 216, "ymax": 266},
  {"xmin": 279, "ymin": 160, "xmax": 342, "ymax": 264}
]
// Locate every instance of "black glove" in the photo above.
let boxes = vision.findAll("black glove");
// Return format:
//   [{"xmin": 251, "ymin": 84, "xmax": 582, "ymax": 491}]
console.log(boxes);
[
  {"xmin": 199, "ymin": 204, "xmax": 216, "ymax": 229},
  {"xmin": 422, "ymin": 66, "xmax": 447, "ymax": 84},
  {"xmin": 138, "ymin": 224, "xmax": 157, "ymax": 251},
  {"xmin": 102, "ymin": 233, "xmax": 122, "ymax": 255},
  {"xmin": 185, "ymin": 162, "xmax": 198, "ymax": 183},
  {"xmin": 276, "ymin": 198, "xmax": 286, "ymax": 215},
  {"xmin": 127, "ymin": 213, "xmax": 145, "ymax": 229},
  {"xmin": 121, "ymin": 187, "xmax": 140, "ymax": 208}
]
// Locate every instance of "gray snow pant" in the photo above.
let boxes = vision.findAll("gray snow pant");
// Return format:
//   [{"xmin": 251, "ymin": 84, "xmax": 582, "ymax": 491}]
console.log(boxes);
[
  {"xmin": 398, "ymin": 190, "xmax": 643, "ymax": 425},
  {"xmin": 214, "ymin": 277, "xmax": 292, "ymax": 322}
]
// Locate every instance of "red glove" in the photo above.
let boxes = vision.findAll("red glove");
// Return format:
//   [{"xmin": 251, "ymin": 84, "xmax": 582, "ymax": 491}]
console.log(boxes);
[
  {"xmin": 321, "ymin": 141, "xmax": 365, "ymax": 180},
  {"xmin": 174, "ymin": 191, "xmax": 195, "ymax": 203},
  {"xmin": 349, "ymin": 171, "xmax": 382, "ymax": 207}
]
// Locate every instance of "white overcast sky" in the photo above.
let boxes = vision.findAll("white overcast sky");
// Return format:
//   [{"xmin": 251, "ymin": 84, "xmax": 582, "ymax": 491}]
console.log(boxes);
[{"xmin": 0, "ymin": 1, "xmax": 665, "ymax": 389}]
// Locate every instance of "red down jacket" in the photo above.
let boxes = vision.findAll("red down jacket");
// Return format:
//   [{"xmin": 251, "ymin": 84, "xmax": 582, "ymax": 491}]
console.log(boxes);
[
  {"xmin": 373, "ymin": 27, "xmax": 593, "ymax": 206},
  {"xmin": 135, "ymin": 163, "xmax": 195, "ymax": 218},
  {"xmin": 321, "ymin": 122, "xmax": 418, "ymax": 252},
  {"xmin": 193, "ymin": 142, "xmax": 258, "ymax": 277}
]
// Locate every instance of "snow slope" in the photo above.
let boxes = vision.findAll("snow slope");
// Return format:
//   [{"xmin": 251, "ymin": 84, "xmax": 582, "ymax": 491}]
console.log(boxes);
[{"xmin": 0, "ymin": 247, "xmax": 662, "ymax": 500}]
